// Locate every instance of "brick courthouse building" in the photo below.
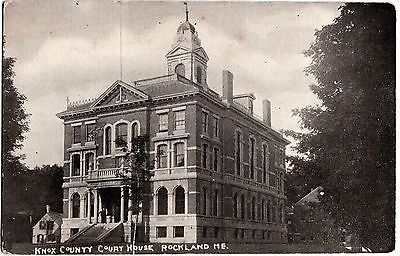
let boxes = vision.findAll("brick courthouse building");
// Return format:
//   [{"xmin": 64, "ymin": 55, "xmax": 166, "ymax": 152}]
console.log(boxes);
[{"xmin": 56, "ymin": 13, "xmax": 289, "ymax": 244}]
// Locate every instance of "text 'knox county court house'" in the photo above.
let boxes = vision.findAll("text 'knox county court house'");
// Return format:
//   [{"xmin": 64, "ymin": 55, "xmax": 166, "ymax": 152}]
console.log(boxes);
[{"xmin": 56, "ymin": 11, "xmax": 289, "ymax": 244}]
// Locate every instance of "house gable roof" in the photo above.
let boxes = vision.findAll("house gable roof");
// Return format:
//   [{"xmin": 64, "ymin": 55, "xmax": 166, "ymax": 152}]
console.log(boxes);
[
  {"xmin": 295, "ymin": 186, "xmax": 324, "ymax": 206},
  {"xmin": 33, "ymin": 211, "xmax": 63, "ymax": 229}
]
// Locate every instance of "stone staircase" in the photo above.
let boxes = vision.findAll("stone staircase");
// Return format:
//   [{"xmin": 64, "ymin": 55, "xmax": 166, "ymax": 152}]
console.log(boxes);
[{"xmin": 67, "ymin": 223, "xmax": 125, "ymax": 243}]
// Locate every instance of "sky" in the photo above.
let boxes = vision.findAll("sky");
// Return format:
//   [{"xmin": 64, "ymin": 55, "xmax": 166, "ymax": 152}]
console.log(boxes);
[{"xmin": 4, "ymin": 0, "xmax": 342, "ymax": 168}]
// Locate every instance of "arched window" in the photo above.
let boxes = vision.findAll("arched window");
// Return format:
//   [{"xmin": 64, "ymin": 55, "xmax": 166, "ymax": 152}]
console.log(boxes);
[
  {"xmin": 115, "ymin": 123, "xmax": 128, "ymax": 147},
  {"xmin": 196, "ymin": 66, "xmax": 202, "ymax": 84},
  {"xmin": 240, "ymin": 195, "xmax": 245, "ymax": 219},
  {"xmin": 85, "ymin": 153, "xmax": 94, "ymax": 175},
  {"xmin": 157, "ymin": 187, "xmax": 168, "ymax": 215},
  {"xmin": 202, "ymin": 188, "xmax": 207, "ymax": 215},
  {"xmin": 157, "ymin": 144, "xmax": 168, "ymax": 168},
  {"xmin": 72, "ymin": 154, "xmax": 80, "ymax": 176},
  {"xmin": 175, "ymin": 186, "xmax": 185, "ymax": 214},
  {"xmin": 174, "ymin": 142, "xmax": 185, "ymax": 167},
  {"xmin": 267, "ymin": 200, "xmax": 271, "ymax": 222},
  {"xmin": 72, "ymin": 193, "xmax": 80, "ymax": 218},
  {"xmin": 131, "ymin": 123, "xmax": 139, "ymax": 141},
  {"xmin": 105, "ymin": 126, "xmax": 111, "ymax": 155},
  {"xmin": 213, "ymin": 189, "xmax": 218, "ymax": 216},
  {"xmin": 175, "ymin": 64, "xmax": 185, "ymax": 77},
  {"xmin": 233, "ymin": 194, "xmax": 238, "ymax": 218}
]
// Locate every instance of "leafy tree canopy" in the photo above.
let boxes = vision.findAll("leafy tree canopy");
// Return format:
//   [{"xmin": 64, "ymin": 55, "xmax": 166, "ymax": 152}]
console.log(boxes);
[
  {"xmin": 285, "ymin": 3, "xmax": 395, "ymax": 252},
  {"xmin": 2, "ymin": 37, "xmax": 30, "ymax": 176}
]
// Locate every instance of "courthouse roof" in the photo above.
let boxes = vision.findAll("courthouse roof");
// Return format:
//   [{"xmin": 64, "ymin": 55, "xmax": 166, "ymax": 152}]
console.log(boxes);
[{"xmin": 56, "ymin": 74, "xmax": 202, "ymax": 118}]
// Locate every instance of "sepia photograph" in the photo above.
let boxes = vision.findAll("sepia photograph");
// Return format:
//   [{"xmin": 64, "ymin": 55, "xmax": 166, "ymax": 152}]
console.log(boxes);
[{"xmin": 1, "ymin": 0, "xmax": 395, "ymax": 254}]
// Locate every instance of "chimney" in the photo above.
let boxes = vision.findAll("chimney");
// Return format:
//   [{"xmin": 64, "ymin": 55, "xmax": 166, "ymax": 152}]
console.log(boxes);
[
  {"xmin": 222, "ymin": 70, "xmax": 233, "ymax": 104},
  {"xmin": 263, "ymin": 99, "xmax": 271, "ymax": 127},
  {"xmin": 46, "ymin": 205, "xmax": 51, "ymax": 213}
]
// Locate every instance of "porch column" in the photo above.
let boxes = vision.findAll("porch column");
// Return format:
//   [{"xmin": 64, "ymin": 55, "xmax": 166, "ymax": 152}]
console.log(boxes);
[
  {"xmin": 185, "ymin": 191, "xmax": 189, "ymax": 214},
  {"xmin": 94, "ymin": 189, "xmax": 98, "ymax": 223},
  {"xmin": 168, "ymin": 193, "xmax": 173, "ymax": 215},
  {"xmin": 87, "ymin": 190, "xmax": 91, "ymax": 223},
  {"xmin": 128, "ymin": 187, "xmax": 133, "ymax": 222},
  {"xmin": 80, "ymin": 196, "xmax": 85, "ymax": 218},
  {"xmin": 120, "ymin": 187, "xmax": 125, "ymax": 222}
]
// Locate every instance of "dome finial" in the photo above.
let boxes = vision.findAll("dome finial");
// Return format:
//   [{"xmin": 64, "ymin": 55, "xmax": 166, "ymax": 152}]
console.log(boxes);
[{"xmin": 184, "ymin": 2, "xmax": 189, "ymax": 21}]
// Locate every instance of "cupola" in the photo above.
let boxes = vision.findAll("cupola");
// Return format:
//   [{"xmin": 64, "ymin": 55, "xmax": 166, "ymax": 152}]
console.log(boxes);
[{"xmin": 165, "ymin": 4, "xmax": 209, "ymax": 87}]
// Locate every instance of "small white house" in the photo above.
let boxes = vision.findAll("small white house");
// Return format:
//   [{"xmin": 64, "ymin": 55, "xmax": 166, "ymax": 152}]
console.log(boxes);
[{"xmin": 32, "ymin": 205, "xmax": 63, "ymax": 244}]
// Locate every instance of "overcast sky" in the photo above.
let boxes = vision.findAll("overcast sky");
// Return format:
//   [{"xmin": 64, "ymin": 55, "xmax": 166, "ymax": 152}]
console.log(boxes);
[{"xmin": 4, "ymin": 0, "xmax": 342, "ymax": 168}]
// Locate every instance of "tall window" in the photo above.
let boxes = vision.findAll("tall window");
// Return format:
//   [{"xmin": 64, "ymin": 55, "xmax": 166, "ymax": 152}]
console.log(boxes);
[
  {"xmin": 272, "ymin": 203, "xmax": 276, "ymax": 223},
  {"xmin": 201, "ymin": 111, "xmax": 208, "ymax": 133},
  {"xmin": 174, "ymin": 143, "xmax": 185, "ymax": 167},
  {"xmin": 159, "ymin": 113, "xmax": 168, "ymax": 132},
  {"xmin": 115, "ymin": 123, "xmax": 127, "ymax": 146},
  {"xmin": 174, "ymin": 110, "xmax": 185, "ymax": 130},
  {"xmin": 213, "ymin": 189, "xmax": 218, "ymax": 216},
  {"xmin": 85, "ymin": 153, "xmax": 94, "ymax": 175},
  {"xmin": 233, "ymin": 194, "xmax": 238, "ymax": 218},
  {"xmin": 157, "ymin": 144, "xmax": 168, "ymax": 168},
  {"xmin": 131, "ymin": 123, "xmax": 138, "ymax": 141},
  {"xmin": 212, "ymin": 117, "xmax": 219, "ymax": 138},
  {"xmin": 267, "ymin": 201, "xmax": 271, "ymax": 222},
  {"xmin": 157, "ymin": 187, "xmax": 168, "ymax": 215},
  {"xmin": 71, "ymin": 193, "xmax": 80, "ymax": 218},
  {"xmin": 196, "ymin": 66, "xmax": 202, "ymax": 84},
  {"xmin": 263, "ymin": 144, "xmax": 268, "ymax": 183},
  {"xmin": 240, "ymin": 195, "xmax": 245, "ymax": 219},
  {"xmin": 202, "ymin": 188, "xmax": 207, "ymax": 215},
  {"xmin": 250, "ymin": 138, "xmax": 255, "ymax": 179},
  {"xmin": 261, "ymin": 200, "xmax": 265, "ymax": 221},
  {"xmin": 175, "ymin": 186, "xmax": 185, "ymax": 214},
  {"xmin": 86, "ymin": 124, "xmax": 95, "ymax": 142},
  {"xmin": 251, "ymin": 196, "xmax": 256, "ymax": 220},
  {"xmin": 105, "ymin": 126, "xmax": 111, "ymax": 155},
  {"xmin": 202, "ymin": 144, "xmax": 208, "ymax": 169},
  {"xmin": 235, "ymin": 131, "xmax": 241, "ymax": 175},
  {"xmin": 269, "ymin": 174, "xmax": 276, "ymax": 187},
  {"xmin": 73, "ymin": 126, "xmax": 81, "ymax": 144},
  {"xmin": 213, "ymin": 147, "xmax": 219, "ymax": 172},
  {"xmin": 72, "ymin": 154, "xmax": 80, "ymax": 176}
]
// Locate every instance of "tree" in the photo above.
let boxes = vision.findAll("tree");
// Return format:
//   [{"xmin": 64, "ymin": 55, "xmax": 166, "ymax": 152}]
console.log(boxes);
[
  {"xmin": 115, "ymin": 135, "xmax": 154, "ymax": 246},
  {"xmin": 2, "ymin": 37, "xmax": 30, "ymax": 250},
  {"xmin": 2, "ymin": 40, "xmax": 30, "ymax": 176},
  {"xmin": 285, "ymin": 3, "xmax": 395, "ymax": 252}
]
